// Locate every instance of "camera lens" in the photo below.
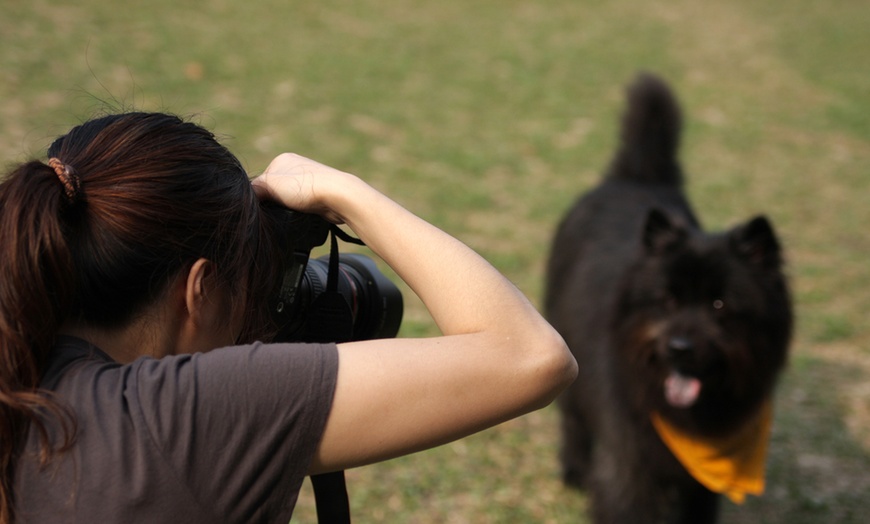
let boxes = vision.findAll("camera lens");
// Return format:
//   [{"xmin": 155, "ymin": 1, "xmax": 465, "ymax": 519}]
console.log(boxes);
[
  {"xmin": 322, "ymin": 254, "xmax": 403, "ymax": 340},
  {"xmin": 272, "ymin": 253, "xmax": 403, "ymax": 343}
]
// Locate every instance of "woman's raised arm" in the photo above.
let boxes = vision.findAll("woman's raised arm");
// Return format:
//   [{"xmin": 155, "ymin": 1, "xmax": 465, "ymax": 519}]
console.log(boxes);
[{"xmin": 253, "ymin": 153, "xmax": 577, "ymax": 474}]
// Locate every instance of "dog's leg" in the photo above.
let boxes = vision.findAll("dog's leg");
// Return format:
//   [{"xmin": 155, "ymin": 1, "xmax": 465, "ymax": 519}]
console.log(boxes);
[
  {"xmin": 558, "ymin": 396, "xmax": 592, "ymax": 488},
  {"xmin": 586, "ymin": 424, "xmax": 661, "ymax": 524},
  {"xmin": 588, "ymin": 465, "xmax": 655, "ymax": 524},
  {"xmin": 677, "ymin": 482, "xmax": 719, "ymax": 524}
]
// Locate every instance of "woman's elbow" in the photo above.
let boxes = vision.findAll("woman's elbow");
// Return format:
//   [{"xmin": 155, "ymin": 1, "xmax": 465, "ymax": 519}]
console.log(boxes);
[{"xmin": 523, "ymin": 327, "xmax": 577, "ymax": 409}]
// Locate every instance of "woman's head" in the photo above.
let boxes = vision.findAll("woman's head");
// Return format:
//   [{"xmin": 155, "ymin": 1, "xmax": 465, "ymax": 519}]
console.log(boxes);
[
  {"xmin": 44, "ymin": 112, "xmax": 264, "ymax": 333},
  {"xmin": 0, "ymin": 112, "xmax": 282, "ymax": 521}
]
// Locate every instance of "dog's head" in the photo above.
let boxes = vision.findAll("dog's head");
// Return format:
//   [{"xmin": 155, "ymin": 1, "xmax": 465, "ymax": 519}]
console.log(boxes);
[{"xmin": 615, "ymin": 209, "xmax": 792, "ymax": 435}]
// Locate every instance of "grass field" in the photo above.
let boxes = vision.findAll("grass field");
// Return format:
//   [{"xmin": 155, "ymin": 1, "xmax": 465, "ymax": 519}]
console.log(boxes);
[{"xmin": 3, "ymin": 0, "xmax": 869, "ymax": 522}]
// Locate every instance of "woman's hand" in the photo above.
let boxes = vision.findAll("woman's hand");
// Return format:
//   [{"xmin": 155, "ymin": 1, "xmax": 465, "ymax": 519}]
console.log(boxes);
[{"xmin": 252, "ymin": 152, "xmax": 365, "ymax": 224}]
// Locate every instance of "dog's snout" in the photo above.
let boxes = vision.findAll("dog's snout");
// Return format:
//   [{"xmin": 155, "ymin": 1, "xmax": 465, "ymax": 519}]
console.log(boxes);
[{"xmin": 667, "ymin": 336, "xmax": 693, "ymax": 355}]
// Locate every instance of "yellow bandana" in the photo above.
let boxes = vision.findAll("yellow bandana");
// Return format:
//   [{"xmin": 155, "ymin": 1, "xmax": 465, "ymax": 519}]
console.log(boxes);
[{"xmin": 650, "ymin": 401, "xmax": 773, "ymax": 504}]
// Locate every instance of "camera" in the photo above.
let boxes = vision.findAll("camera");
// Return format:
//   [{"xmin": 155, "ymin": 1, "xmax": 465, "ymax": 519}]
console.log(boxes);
[
  {"xmin": 261, "ymin": 205, "xmax": 403, "ymax": 522},
  {"xmin": 265, "ymin": 205, "xmax": 403, "ymax": 344}
]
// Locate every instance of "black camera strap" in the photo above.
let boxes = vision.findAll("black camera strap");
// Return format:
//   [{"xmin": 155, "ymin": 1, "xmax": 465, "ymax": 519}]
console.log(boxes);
[
  {"xmin": 310, "ymin": 472, "xmax": 351, "ymax": 524},
  {"xmin": 329, "ymin": 224, "xmax": 367, "ymax": 247},
  {"xmin": 310, "ymin": 226, "xmax": 364, "ymax": 524},
  {"xmin": 325, "ymin": 225, "xmax": 366, "ymax": 289},
  {"xmin": 303, "ymin": 227, "xmax": 365, "ymax": 344}
]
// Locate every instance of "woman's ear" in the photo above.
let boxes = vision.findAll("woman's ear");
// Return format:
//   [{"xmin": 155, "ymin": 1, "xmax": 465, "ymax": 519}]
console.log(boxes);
[
  {"xmin": 184, "ymin": 258, "xmax": 214, "ymax": 325},
  {"xmin": 177, "ymin": 257, "xmax": 239, "ymax": 353}
]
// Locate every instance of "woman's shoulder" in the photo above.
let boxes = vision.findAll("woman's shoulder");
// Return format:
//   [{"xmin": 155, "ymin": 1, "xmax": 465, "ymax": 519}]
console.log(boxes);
[{"xmin": 44, "ymin": 337, "xmax": 340, "ymax": 431}]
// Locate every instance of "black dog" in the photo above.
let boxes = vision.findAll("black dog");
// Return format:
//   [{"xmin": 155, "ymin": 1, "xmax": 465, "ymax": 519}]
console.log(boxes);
[{"xmin": 544, "ymin": 74, "xmax": 792, "ymax": 524}]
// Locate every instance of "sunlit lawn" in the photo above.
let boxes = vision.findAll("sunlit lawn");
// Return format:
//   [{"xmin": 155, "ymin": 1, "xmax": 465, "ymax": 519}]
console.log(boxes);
[{"xmin": 3, "ymin": 0, "xmax": 869, "ymax": 522}]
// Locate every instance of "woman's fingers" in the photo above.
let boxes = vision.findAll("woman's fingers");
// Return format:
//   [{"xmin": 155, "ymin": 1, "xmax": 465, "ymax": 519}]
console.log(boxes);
[{"xmin": 252, "ymin": 153, "xmax": 359, "ymax": 223}]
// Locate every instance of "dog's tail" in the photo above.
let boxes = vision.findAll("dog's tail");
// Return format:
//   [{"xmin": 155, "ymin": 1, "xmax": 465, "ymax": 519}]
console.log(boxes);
[{"xmin": 607, "ymin": 72, "xmax": 683, "ymax": 185}]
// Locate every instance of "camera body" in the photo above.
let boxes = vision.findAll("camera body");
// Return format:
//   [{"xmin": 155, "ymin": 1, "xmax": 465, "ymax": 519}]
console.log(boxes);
[{"xmin": 267, "ymin": 206, "xmax": 403, "ymax": 343}]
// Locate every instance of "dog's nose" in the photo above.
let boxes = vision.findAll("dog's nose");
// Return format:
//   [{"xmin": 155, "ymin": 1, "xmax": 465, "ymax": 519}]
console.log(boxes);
[{"xmin": 667, "ymin": 336, "xmax": 693, "ymax": 355}]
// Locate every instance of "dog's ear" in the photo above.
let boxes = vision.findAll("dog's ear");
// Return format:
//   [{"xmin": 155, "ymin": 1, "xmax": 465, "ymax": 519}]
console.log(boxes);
[
  {"xmin": 642, "ymin": 209, "xmax": 685, "ymax": 255},
  {"xmin": 731, "ymin": 215, "xmax": 783, "ymax": 270}
]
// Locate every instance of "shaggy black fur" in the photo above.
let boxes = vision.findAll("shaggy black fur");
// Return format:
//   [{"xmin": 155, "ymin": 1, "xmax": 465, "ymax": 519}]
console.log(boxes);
[{"xmin": 544, "ymin": 73, "xmax": 792, "ymax": 524}]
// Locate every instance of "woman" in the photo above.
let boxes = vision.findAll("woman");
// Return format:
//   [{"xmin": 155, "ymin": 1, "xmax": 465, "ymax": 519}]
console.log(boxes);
[{"xmin": 0, "ymin": 112, "xmax": 576, "ymax": 522}]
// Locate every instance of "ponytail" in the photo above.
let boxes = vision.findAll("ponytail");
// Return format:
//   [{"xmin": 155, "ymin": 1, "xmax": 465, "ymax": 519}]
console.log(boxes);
[{"xmin": 0, "ymin": 160, "xmax": 78, "ymax": 523}]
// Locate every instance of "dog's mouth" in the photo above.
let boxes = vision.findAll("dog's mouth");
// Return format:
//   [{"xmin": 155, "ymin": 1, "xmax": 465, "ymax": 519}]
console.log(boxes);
[{"xmin": 664, "ymin": 371, "xmax": 702, "ymax": 408}]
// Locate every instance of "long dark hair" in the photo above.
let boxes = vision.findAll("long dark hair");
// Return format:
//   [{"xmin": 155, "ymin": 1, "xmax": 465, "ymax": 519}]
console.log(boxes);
[{"xmin": 0, "ymin": 112, "xmax": 282, "ymax": 523}]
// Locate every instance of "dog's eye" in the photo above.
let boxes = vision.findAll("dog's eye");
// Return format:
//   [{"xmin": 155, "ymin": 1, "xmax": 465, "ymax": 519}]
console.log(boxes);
[{"xmin": 712, "ymin": 299, "xmax": 725, "ymax": 311}]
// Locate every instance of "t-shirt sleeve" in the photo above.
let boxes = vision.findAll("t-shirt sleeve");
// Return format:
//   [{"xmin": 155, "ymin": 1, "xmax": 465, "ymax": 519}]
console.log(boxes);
[{"xmin": 127, "ymin": 341, "xmax": 339, "ymax": 523}]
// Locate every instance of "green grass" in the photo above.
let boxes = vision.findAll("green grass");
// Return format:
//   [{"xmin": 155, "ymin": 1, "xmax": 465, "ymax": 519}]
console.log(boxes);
[{"xmin": 3, "ymin": 0, "xmax": 870, "ymax": 522}]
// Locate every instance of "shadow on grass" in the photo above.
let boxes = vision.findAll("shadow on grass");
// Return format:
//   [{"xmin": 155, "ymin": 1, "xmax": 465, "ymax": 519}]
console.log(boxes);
[{"xmin": 722, "ymin": 353, "xmax": 870, "ymax": 524}]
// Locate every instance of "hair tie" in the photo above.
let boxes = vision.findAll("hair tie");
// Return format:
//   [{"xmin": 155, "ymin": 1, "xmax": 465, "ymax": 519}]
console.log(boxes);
[{"xmin": 47, "ymin": 157, "xmax": 81, "ymax": 202}]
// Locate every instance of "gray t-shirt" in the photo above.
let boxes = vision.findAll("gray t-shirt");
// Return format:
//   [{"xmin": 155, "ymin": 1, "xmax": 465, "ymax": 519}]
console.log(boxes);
[{"xmin": 15, "ymin": 336, "xmax": 339, "ymax": 523}]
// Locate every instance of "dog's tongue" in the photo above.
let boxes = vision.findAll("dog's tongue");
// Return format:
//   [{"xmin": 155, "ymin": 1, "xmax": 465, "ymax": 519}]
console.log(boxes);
[{"xmin": 665, "ymin": 372, "xmax": 701, "ymax": 408}]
